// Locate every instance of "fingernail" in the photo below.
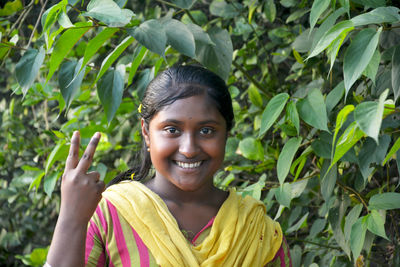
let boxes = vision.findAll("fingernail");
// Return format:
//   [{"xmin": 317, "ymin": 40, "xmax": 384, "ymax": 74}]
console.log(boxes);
[
  {"xmin": 73, "ymin": 130, "xmax": 79, "ymax": 136},
  {"xmin": 94, "ymin": 132, "xmax": 101, "ymax": 139}
]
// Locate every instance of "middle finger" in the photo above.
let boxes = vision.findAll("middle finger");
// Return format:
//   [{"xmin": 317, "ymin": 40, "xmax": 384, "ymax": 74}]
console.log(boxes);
[{"xmin": 76, "ymin": 132, "xmax": 101, "ymax": 172}]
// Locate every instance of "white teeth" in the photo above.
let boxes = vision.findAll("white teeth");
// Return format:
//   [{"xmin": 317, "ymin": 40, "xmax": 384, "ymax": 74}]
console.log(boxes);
[{"xmin": 176, "ymin": 161, "xmax": 202, "ymax": 169}]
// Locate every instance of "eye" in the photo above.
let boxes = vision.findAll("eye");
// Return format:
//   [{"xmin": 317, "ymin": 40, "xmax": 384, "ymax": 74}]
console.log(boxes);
[
  {"xmin": 164, "ymin": 127, "xmax": 179, "ymax": 134},
  {"xmin": 200, "ymin": 127, "xmax": 214, "ymax": 135}
]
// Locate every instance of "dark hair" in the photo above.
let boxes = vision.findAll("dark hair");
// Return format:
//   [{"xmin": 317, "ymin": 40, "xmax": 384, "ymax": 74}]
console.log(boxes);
[{"xmin": 108, "ymin": 65, "xmax": 234, "ymax": 186}]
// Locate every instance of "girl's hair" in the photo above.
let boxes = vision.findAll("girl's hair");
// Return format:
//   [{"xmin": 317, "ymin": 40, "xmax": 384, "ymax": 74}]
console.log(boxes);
[{"xmin": 108, "ymin": 65, "xmax": 234, "ymax": 186}]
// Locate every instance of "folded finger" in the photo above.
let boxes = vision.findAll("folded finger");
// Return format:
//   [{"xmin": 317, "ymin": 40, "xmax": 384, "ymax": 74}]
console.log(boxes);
[
  {"xmin": 96, "ymin": 181, "xmax": 105, "ymax": 193},
  {"xmin": 76, "ymin": 132, "xmax": 101, "ymax": 172},
  {"xmin": 87, "ymin": 171, "xmax": 101, "ymax": 182},
  {"xmin": 65, "ymin": 131, "xmax": 80, "ymax": 170}
]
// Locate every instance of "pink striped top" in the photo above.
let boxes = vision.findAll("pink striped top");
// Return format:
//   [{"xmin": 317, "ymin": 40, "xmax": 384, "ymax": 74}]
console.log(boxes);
[{"xmin": 85, "ymin": 198, "xmax": 291, "ymax": 267}]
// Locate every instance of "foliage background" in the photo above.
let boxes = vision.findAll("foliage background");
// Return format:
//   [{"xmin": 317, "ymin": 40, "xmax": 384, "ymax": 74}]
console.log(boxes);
[{"xmin": 0, "ymin": 0, "xmax": 400, "ymax": 266}]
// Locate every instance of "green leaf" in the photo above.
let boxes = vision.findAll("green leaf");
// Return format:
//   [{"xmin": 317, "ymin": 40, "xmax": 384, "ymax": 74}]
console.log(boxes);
[
  {"xmin": 382, "ymin": 137, "xmax": 400, "ymax": 166},
  {"xmin": 210, "ymin": 0, "xmax": 243, "ymax": 19},
  {"xmin": 344, "ymin": 204, "xmax": 363, "ymax": 242},
  {"xmin": 309, "ymin": 218, "xmax": 326, "ymax": 238},
  {"xmin": 95, "ymin": 36, "xmax": 134, "ymax": 83},
  {"xmin": 359, "ymin": 136, "xmax": 391, "ymax": 181},
  {"xmin": 185, "ymin": 23, "xmax": 215, "ymax": 46},
  {"xmin": 309, "ymin": 0, "xmax": 330, "ymax": 34},
  {"xmin": 308, "ymin": 20, "xmax": 354, "ymax": 59},
  {"xmin": 351, "ymin": 7, "xmax": 400, "ymax": 26},
  {"xmin": 274, "ymin": 183, "xmax": 292, "ymax": 208},
  {"xmin": 81, "ymin": 27, "xmax": 119, "ymax": 72},
  {"xmin": 195, "ymin": 26, "xmax": 232, "ymax": 80},
  {"xmin": 238, "ymin": 137, "xmax": 264, "ymax": 161},
  {"xmin": 326, "ymin": 81, "xmax": 345, "ymax": 113},
  {"xmin": 41, "ymin": 0, "xmax": 67, "ymax": 34},
  {"xmin": 392, "ymin": 45, "xmax": 400, "ymax": 101},
  {"xmin": 343, "ymin": 27, "xmax": 382, "ymax": 95},
  {"xmin": 286, "ymin": 212, "xmax": 308, "ymax": 234},
  {"xmin": 28, "ymin": 247, "xmax": 48, "ymax": 265},
  {"xmin": 0, "ymin": 0, "xmax": 23, "ymax": 16},
  {"xmin": 285, "ymin": 101, "xmax": 300, "ymax": 135},
  {"xmin": 97, "ymin": 65, "xmax": 125, "ymax": 123},
  {"xmin": 264, "ymin": 0, "xmax": 276, "ymax": 22},
  {"xmin": 297, "ymin": 89, "xmax": 329, "ymax": 132},
  {"xmin": 47, "ymin": 22, "xmax": 91, "ymax": 82},
  {"xmin": 163, "ymin": 19, "xmax": 195, "ymax": 58},
  {"xmin": 127, "ymin": 20, "xmax": 167, "ymax": 56},
  {"xmin": 248, "ymin": 84, "xmax": 263, "ymax": 108},
  {"xmin": 366, "ymin": 210, "xmax": 389, "ymax": 240},
  {"xmin": 277, "ymin": 137, "xmax": 302, "ymax": 185},
  {"xmin": 332, "ymin": 122, "xmax": 364, "ymax": 167},
  {"xmin": 350, "ymin": 217, "xmax": 367, "ymax": 261},
  {"xmin": 45, "ymin": 140, "xmax": 69, "ymax": 174},
  {"xmin": 15, "ymin": 46, "xmax": 45, "ymax": 97},
  {"xmin": 241, "ymin": 174, "xmax": 266, "ymax": 200},
  {"xmin": 84, "ymin": 0, "xmax": 134, "ymax": 27},
  {"xmin": 369, "ymin": 192, "xmax": 400, "ymax": 210},
  {"xmin": 332, "ymin": 104, "xmax": 354, "ymax": 159},
  {"xmin": 329, "ymin": 205, "xmax": 351, "ymax": 258},
  {"xmin": 320, "ymin": 160, "xmax": 337, "ymax": 201},
  {"xmin": 363, "ymin": 49, "xmax": 381, "ymax": 84},
  {"xmin": 128, "ymin": 46, "xmax": 147, "ymax": 85},
  {"xmin": 58, "ymin": 11, "xmax": 73, "ymax": 28},
  {"xmin": 28, "ymin": 171, "xmax": 46, "ymax": 192},
  {"xmin": 44, "ymin": 172, "xmax": 61, "ymax": 197},
  {"xmin": 181, "ymin": 10, "xmax": 208, "ymax": 25},
  {"xmin": 310, "ymin": 7, "xmax": 346, "ymax": 53},
  {"xmin": 259, "ymin": 93, "xmax": 289, "ymax": 137},
  {"xmin": 354, "ymin": 89, "xmax": 388, "ymax": 143},
  {"xmin": 286, "ymin": 8, "xmax": 309, "ymax": 23},
  {"xmin": 327, "ymin": 28, "xmax": 349, "ymax": 73},
  {"xmin": 170, "ymin": 0, "xmax": 196, "ymax": 9},
  {"xmin": 58, "ymin": 58, "xmax": 85, "ymax": 109}
]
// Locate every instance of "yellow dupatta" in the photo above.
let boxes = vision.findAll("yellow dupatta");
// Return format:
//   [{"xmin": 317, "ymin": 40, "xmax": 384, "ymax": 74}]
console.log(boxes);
[{"xmin": 103, "ymin": 181, "xmax": 282, "ymax": 267}]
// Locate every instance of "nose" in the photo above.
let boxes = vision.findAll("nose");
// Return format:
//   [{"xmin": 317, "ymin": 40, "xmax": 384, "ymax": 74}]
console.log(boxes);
[{"xmin": 179, "ymin": 132, "xmax": 199, "ymax": 158}]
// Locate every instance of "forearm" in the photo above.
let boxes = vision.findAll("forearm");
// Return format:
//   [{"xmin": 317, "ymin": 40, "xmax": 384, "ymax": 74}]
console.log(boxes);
[{"xmin": 47, "ymin": 217, "xmax": 88, "ymax": 267}]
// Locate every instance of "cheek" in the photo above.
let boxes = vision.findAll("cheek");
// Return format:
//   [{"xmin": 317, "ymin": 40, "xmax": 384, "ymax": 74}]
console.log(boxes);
[
  {"xmin": 149, "ymin": 133, "xmax": 177, "ymax": 157},
  {"xmin": 204, "ymin": 139, "xmax": 226, "ymax": 158}
]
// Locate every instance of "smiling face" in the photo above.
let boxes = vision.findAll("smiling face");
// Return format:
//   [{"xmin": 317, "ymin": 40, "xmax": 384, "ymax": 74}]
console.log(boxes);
[{"xmin": 142, "ymin": 94, "xmax": 227, "ymax": 192}]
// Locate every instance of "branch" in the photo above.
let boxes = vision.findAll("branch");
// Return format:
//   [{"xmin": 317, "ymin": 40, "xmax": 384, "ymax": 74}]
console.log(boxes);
[
  {"xmin": 184, "ymin": 9, "xmax": 198, "ymax": 24},
  {"xmin": 336, "ymin": 180, "xmax": 369, "ymax": 211},
  {"xmin": 26, "ymin": 0, "xmax": 49, "ymax": 49},
  {"xmin": 8, "ymin": 0, "xmax": 35, "ymax": 36},
  {"xmin": 232, "ymin": 61, "xmax": 272, "ymax": 97}
]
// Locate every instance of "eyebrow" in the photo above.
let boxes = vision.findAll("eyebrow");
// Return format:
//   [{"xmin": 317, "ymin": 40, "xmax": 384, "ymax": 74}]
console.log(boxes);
[{"xmin": 161, "ymin": 119, "xmax": 221, "ymax": 125}]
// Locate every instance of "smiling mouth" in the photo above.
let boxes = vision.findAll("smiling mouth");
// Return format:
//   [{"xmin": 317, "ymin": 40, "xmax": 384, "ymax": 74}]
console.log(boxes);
[{"xmin": 175, "ymin": 161, "xmax": 202, "ymax": 169}]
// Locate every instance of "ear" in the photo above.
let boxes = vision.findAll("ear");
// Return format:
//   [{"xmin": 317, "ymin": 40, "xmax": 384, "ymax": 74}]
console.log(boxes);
[{"xmin": 141, "ymin": 118, "xmax": 150, "ymax": 147}]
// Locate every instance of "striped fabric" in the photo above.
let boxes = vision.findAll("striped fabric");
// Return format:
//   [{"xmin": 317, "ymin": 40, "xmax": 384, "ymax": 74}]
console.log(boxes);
[{"xmin": 85, "ymin": 198, "xmax": 291, "ymax": 267}]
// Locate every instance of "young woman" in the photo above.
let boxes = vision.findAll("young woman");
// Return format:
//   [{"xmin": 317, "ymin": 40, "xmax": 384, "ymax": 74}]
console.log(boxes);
[{"xmin": 46, "ymin": 65, "xmax": 291, "ymax": 266}]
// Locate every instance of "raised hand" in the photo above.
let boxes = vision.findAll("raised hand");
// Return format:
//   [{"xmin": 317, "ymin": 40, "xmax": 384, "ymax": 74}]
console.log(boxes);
[{"xmin": 59, "ymin": 131, "xmax": 105, "ymax": 225}]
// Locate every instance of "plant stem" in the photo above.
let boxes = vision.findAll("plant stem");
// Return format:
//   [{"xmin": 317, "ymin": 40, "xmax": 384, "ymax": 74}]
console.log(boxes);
[
  {"xmin": 184, "ymin": 9, "xmax": 197, "ymax": 24},
  {"xmin": 286, "ymin": 237, "xmax": 342, "ymax": 250},
  {"xmin": 232, "ymin": 61, "xmax": 271, "ymax": 97},
  {"xmin": 336, "ymin": 180, "xmax": 369, "ymax": 211}
]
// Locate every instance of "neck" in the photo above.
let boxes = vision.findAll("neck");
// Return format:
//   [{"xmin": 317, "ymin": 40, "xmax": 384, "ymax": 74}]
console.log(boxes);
[{"xmin": 145, "ymin": 176, "xmax": 225, "ymax": 205}]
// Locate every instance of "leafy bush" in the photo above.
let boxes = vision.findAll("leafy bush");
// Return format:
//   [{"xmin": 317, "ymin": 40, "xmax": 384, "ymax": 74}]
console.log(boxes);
[{"xmin": 1, "ymin": 0, "xmax": 399, "ymax": 266}]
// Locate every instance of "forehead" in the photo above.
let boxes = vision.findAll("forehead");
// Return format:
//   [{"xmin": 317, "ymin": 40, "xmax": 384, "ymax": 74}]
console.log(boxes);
[{"xmin": 152, "ymin": 94, "xmax": 225, "ymax": 123}]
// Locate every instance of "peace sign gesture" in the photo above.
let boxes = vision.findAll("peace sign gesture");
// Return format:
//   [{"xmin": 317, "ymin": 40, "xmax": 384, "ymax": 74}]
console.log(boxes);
[{"xmin": 59, "ymin": 131, "xmax": 105, "ymax": 225}]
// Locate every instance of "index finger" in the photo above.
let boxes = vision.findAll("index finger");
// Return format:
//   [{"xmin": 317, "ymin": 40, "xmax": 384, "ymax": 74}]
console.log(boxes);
[
  {"xmin": 65, "ymin": 131, "xmax": 80, "ymax": 170},
  {"xmin": 76, "ymin": 132, "xmax": 101, "ymax": 172}
]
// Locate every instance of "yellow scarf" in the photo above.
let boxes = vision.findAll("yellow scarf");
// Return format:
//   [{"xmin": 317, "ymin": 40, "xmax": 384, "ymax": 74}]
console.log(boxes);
[{"xmin": 103, "ymin": 181, "xmax": 282, "ymax": 267}]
